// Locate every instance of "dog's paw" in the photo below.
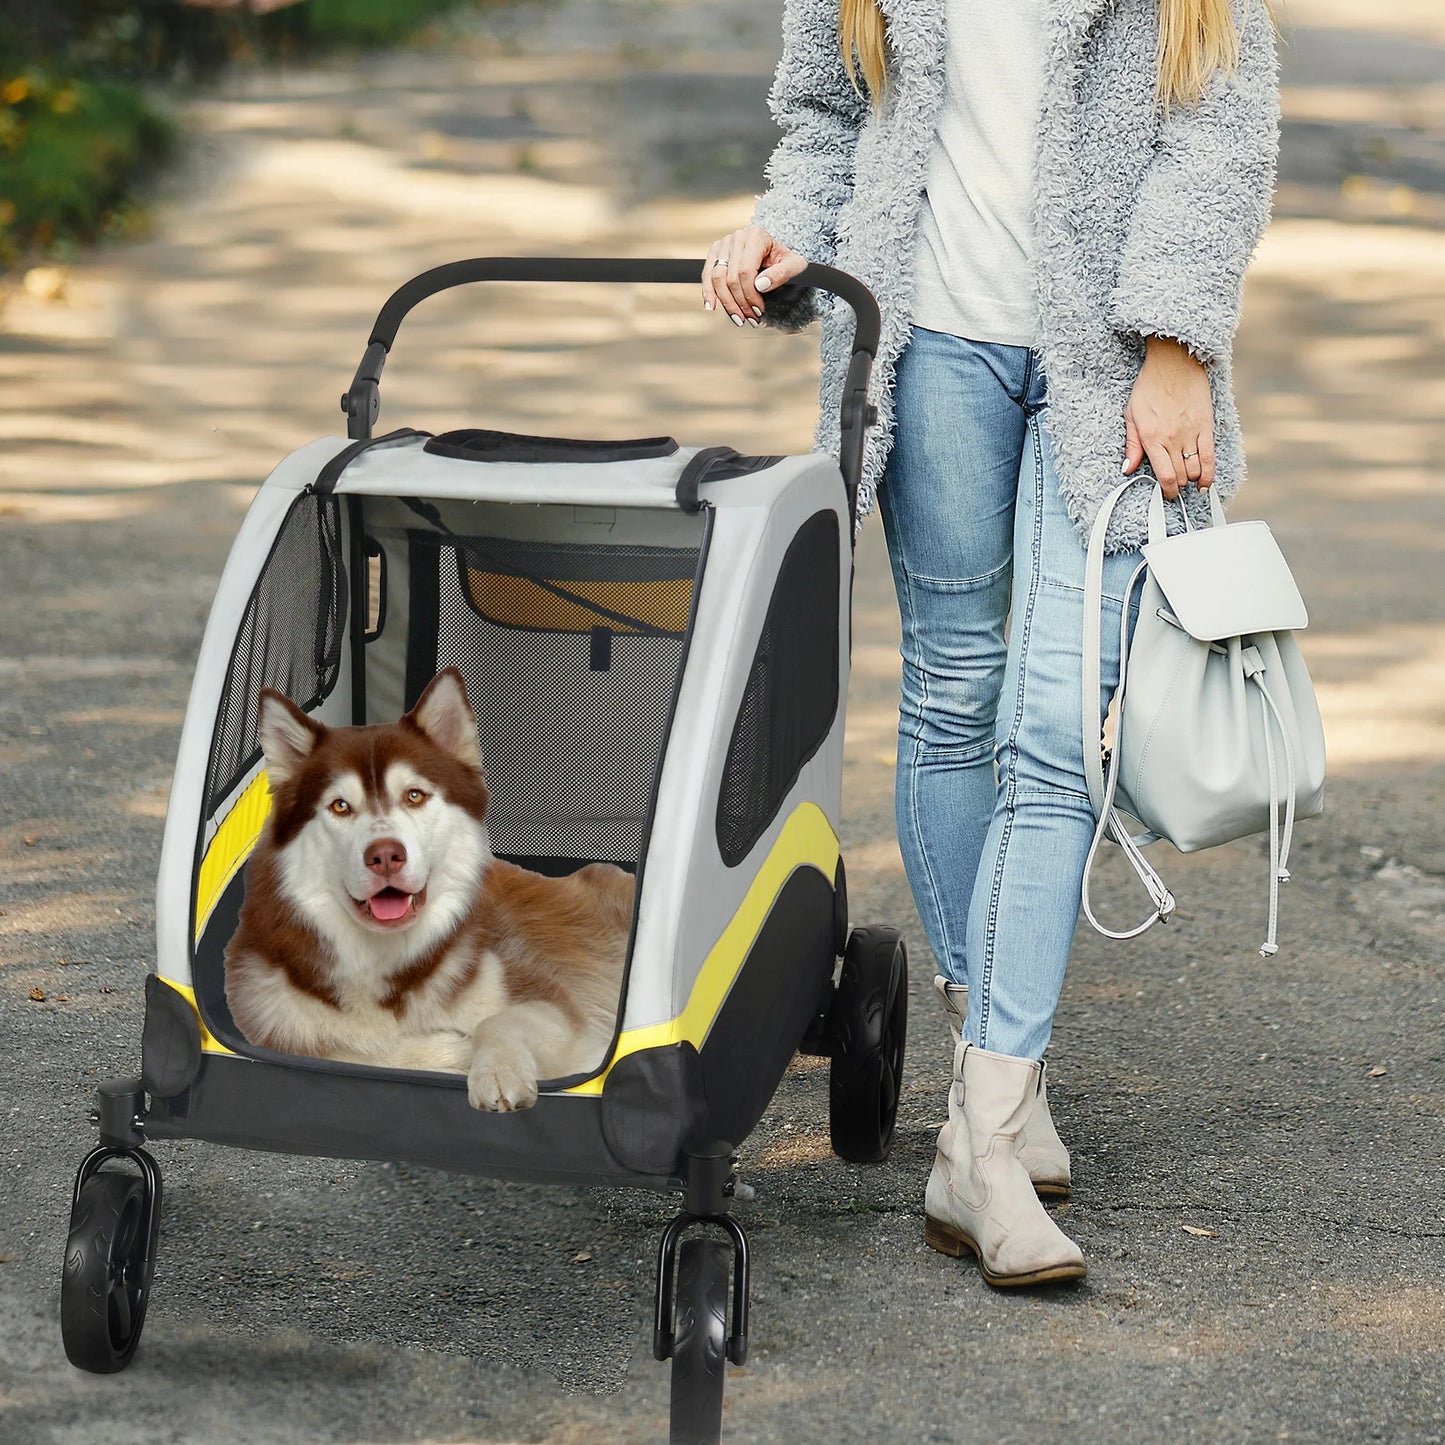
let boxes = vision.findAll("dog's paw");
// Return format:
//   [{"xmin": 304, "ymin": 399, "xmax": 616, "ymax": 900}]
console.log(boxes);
[{"xmin": 467, "ymin": 1046, "xmax": 539, "ymax": 1112}]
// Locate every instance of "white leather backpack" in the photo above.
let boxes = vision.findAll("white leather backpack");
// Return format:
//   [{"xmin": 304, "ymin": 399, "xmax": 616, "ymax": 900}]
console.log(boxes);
[{"xmin": 1081, "ymin": 481, "xmax": 1326, "ymax": 955}]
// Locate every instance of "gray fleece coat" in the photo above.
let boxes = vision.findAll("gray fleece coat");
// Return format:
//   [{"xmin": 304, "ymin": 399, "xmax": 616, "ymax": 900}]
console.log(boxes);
[{"xmin": 752, "ymin": 0, "xmax": 1280, "ymax": 549}]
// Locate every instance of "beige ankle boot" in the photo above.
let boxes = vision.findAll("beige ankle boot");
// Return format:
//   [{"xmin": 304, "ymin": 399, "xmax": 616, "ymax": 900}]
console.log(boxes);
[
  {"xmin": 924, "ymin": 1042, "xmax": 1086, "ymax": 1287},
  {"xmin": 933, "ymin": 976, "xmax": 1071, "ymax": 1199}
]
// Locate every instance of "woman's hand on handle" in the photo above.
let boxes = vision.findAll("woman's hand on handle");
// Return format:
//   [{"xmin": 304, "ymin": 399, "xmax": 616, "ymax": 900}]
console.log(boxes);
[
  {"xmin": 701, "ymin": 227, "xmax": 809, "ymax": 327},
  {"xmin": 1122, "ymin": 335, "xmax": 1216, "ymax": 500}
]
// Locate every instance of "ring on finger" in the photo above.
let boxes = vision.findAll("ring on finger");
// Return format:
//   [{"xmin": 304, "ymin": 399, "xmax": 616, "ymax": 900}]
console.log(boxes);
[
  {"xmin": 1182, "ymin": 449, "xmax": 1197, "ymax": 460},
  {"xmin": 713, "ymin": 258, "xmax": 729, "ymax": 269}
]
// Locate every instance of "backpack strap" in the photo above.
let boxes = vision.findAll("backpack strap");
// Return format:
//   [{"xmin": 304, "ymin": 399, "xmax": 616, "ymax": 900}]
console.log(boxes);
[{"xmin": 1079, "ymin": 481, "xmax": 1176, "ymax": 940}]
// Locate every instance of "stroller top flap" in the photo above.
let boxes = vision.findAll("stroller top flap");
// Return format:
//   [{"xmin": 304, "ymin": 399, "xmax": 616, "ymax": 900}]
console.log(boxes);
[{"xmin": 265, "ymin": 432, "xmax": 823, "ymax": 513}]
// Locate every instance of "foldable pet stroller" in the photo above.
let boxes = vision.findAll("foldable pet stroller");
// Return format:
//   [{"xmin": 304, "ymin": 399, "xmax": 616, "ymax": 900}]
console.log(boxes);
[{"xmin": 59, "ymin": 258, "xmax": 907, "ymax": 1442}]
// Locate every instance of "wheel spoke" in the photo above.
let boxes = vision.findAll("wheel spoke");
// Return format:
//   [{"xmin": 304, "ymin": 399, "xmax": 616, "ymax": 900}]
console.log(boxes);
[
  {"xmin": 113, "ymin": 1197, "xmax": 140, "ymax": 1258},
  {"xmin": 109, "ymin": 1273, "xmax": 133, "ymax": 1342}
]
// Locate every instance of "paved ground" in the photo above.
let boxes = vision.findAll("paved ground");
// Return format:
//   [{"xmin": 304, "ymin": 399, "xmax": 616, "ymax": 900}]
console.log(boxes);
[{"xmin": 1, "ymin": 1, "xmax": 1443, "ymax": 1440}]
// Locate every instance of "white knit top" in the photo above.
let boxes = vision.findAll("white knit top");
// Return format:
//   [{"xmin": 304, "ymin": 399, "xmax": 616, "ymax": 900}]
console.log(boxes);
[{"xmin": 910, "ymin": 0, "xmax": 1045, "ymax": 348}]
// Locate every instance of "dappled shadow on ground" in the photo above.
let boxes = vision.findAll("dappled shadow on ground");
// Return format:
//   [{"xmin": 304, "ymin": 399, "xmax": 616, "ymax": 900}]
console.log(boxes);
[{"xmin": 1277, "ymin": 20, "xmax": 1445, "ymax": 225}]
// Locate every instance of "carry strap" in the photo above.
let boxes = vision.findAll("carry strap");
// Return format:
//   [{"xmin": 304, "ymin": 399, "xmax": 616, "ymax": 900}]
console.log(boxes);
[
  {"xmin": 1080, "ymin": 481, "xmax": 1176, "ymax": 939},
  {"xmin": 312, "ymin": 427, "xmax": 430, "ymax": 496}
]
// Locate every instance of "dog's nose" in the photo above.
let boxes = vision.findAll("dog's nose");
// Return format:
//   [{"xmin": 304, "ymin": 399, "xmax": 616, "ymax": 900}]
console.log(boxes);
[{"xmin": 364, "ymin": 837, "xmax": 408, "ymax": 878}]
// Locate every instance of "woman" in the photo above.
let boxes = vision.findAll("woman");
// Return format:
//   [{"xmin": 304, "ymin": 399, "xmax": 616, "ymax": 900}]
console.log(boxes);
[{"xmin": 703, "ymin": 0, "xmax": 1279, "ymax": 1286}]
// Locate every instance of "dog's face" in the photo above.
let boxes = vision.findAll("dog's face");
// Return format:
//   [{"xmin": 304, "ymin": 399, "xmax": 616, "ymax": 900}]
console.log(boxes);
[{"xmin": 256, "ymin": 669, "xmax": 491, "ymax": 953}]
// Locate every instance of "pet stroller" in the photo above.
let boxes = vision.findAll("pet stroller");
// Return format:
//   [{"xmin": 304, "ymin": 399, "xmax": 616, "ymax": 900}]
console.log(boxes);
[{"xmin": 59, "ymin": 258, "xmax": 908, "ymax": 1442}]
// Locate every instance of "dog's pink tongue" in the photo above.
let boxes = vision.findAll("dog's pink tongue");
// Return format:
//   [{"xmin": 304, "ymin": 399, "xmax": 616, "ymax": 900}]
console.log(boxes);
[{"xmin": 368, "ymin": 890, "xmax": 412, "ymax": 922}]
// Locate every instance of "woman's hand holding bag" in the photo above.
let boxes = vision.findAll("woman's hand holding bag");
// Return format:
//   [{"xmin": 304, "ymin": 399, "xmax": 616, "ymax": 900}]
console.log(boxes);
[{"xmin": 1123, "ymin": 335, "xmax": 1218, "ymax": 497}]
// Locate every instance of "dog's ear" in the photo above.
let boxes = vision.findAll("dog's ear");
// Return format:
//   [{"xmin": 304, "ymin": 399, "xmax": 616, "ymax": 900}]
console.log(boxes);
[
  {"xmin": 258, "ymin": 690, "xmax": 326, "ymax": 788},
  {"xmin": 406, "ymin": 668, "xmax": 482, "ymax": 770}
]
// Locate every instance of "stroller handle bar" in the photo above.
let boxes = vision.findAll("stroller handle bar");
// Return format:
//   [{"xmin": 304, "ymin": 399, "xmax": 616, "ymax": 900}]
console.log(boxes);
[{"xmin": 342, "ymin": 257, "xmax": 881, "ymax": 519}]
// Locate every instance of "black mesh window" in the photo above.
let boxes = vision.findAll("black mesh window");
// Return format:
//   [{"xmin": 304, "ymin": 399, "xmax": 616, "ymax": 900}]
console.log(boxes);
[
  {"xmin": 431, "ymin": 536, "xmax": 700, "ymax": 865},
  {"xmin": 716, "ymin": 510, "xmax": 839, "ymax": 866},
  {"xmin": 203, "ymin": 493, "xmax": 347, "ymax": 817}
]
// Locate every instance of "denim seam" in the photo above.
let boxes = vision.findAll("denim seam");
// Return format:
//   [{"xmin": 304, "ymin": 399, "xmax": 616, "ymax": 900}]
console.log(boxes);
[
  {"xmin": 905, "ymin": 556, "xmax": 1012, "ymax": 590},
  {"xmin": 977, "ymin": 417, "xmax": 1046, "ymax": 1051},
  {"xmin": 1012, "ymin": 784, "xmax": 1094, "ymax": 804},
  {"xmin": 907, "ymin": 736, "xmax": 996, "ymax": 764},
  {"xmin": 1017, "ymin": 348, "xmax": 1034, "ymax": 407},
  {"xmin": 900, "ymin": 569, "xmax": 960, "ymax": 983}
]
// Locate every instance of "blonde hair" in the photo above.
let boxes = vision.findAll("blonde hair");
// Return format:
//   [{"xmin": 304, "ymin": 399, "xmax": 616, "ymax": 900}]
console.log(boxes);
[
  {"xmin": 838, "ymin": 0, "xmax": 1259, "ymax": 111},
  {"xmin": 838, "ymin": 0, "xmax": 890, "ymax": 102}
]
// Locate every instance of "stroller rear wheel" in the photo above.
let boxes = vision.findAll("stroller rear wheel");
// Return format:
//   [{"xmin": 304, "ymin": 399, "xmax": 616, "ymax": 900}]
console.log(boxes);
[
  {"xmin": 60, "ymin": 1153, "xmax": 161, "ymax": 1373},
  {"xmin": 828, "ymin": 925, "xmax": 908, "ymax": 1164},
  {"xmin": 668, "ymin": 1237, "xmax": 731, "ymax": 1444}
]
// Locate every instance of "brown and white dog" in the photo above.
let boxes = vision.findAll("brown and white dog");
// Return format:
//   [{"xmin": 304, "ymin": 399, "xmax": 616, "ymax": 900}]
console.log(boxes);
[{"xmin": 222, "ymin": 668, "xmax": 634, "ymax": 1110}]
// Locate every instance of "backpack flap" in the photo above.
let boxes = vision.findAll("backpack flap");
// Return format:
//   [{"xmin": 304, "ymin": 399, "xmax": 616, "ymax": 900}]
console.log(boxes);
[{"xmin": 1141, "ymin": 520, "xmax": 1308, "ymax": 642}]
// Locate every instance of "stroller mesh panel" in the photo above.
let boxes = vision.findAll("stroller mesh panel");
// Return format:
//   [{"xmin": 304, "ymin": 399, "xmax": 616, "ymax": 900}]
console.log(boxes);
[
  {"xmin": 203, "ymin": 493, "xmax": 346, "ymax": 820},
  {"xmin": 716, "ymin": 509, "xmax": 839, "ymax": 867},
  {"xmin": 434, "ymin": 536, "xmax": 699, "ymax": 865}
]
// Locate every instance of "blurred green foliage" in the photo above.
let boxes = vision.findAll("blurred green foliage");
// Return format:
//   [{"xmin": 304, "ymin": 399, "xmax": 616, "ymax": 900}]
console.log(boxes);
[
  {"xmin": 0, "ymin": 0, "xmax": 479, "ymax": 268},
  {"xmin": 0, "ymin": 73, "xmax": 175, "ymax": 265}
]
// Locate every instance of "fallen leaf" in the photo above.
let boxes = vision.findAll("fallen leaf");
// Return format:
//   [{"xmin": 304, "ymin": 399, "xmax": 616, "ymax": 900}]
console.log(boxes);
[
  {"xmin": 572, "ymin": 1251, "xmax": 593, "ymax": 1263},
  {"xmin": 54, "ymin": 994, "xmax": 71, "ymax": 1003},
  {"xmin": 0, "ymin": 1251, "xmax": 16, "ymax": 1264},
  {"xmin": 1368, "ymin": 1066, "xmax": 1387, "ymax": 1078},
  {"xmin": 22, "ymin": 835, "xmax": 38, "ymax": 847},
  {"xmin": 1182, "ymin": 1224, "xmax": 1218, "ymax": 1238},
  {"xmin": 27, "ymin": 987, "xmax": 46, "ymax": 1002}
]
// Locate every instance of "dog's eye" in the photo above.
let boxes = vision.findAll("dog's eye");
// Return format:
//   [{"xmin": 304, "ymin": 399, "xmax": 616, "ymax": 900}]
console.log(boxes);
[
  {"xmin": 328, "ymin": 799, "xmax": 352, "ymax": 817},
  {"xmin": 404, "ymin": 788, "xmax": 429, "ymax": 807}
]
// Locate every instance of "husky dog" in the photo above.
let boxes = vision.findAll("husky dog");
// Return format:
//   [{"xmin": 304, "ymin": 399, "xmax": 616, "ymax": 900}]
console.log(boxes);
[{"xmin": 223, "ymin": 668, "xmax": 634, "ymax": 1111}]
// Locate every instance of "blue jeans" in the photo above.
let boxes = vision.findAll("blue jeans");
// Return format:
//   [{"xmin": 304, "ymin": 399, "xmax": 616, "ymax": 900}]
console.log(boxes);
[{"xmin": 878, "ymin": 326, "xmax": 1141, "ymax": 1061}]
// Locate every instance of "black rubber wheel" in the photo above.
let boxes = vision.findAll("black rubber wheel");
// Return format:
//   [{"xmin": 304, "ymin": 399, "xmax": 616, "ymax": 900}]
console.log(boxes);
[
  {"xmin": 60, "ymin": 1170, "xmax": 156, "ymax": 1373},
  {"xmin": 829, "ymin": 925, "xmax": 908, "ymax": 1163},
  {"xmin": 668, "ymin": 1238, "xmax": 731, "ymax": 1445}
]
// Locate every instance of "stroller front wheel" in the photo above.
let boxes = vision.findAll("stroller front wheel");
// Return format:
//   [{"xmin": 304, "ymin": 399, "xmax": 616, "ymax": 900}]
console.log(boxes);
[
  {"xmin": 668, "ymin": 1237, "xmax": 731, "ymax": 1444},
  {"xmin": 60, "ymin": 1154, "xmax": 161, "ymax": 1373}
]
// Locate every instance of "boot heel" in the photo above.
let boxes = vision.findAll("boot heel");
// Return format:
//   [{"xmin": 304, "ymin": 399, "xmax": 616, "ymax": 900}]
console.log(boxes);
[{"xmin": 923, "ymin": 1215, "xmax": 969, "ymax": 1259}]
